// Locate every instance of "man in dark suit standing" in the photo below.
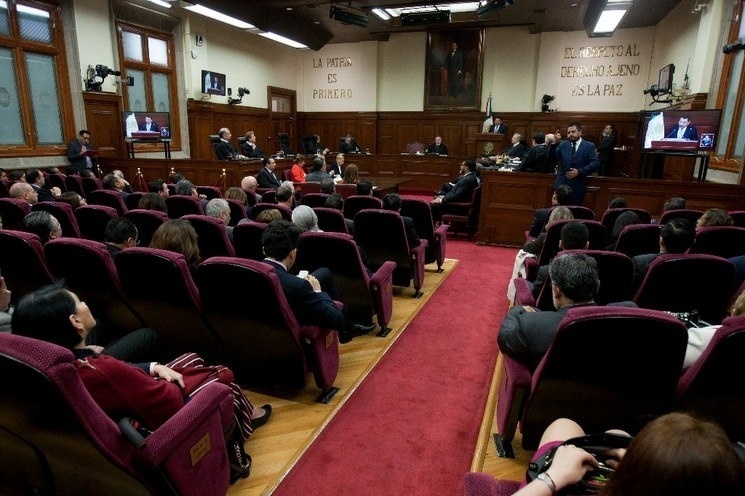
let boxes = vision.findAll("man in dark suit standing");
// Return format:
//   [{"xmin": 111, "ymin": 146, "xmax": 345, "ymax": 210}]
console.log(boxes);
[
  {"xmin": 139, "ymin": 116, "xmax": 160, "ymax": 132},
  {"xmin": 597, "ymin": 124, "xmax": 616, "ymax": 176},
  {"xmin": 258, "ymin": 157, "xmax": 281, "ymax": 189},
  {"xmin": 446, "ymin": 42, "xmax": 463, "ymax": 98},
  {"xmin": 489, "ymin": 115, "xmax": 507, "ymax": 134},
  {"xmin": 261, "ymin": 221, "xmax": 375, "ymax": 343},
  {"xmin": 426, "ymin": 135, "xmax": 448, "ymax": 155},
  {"xmin": 666, "ymin": 116, "xmax": 698, "ymax": 141},
  {"xmin": 550, "ymin": 122, "xmax": 599, "ymax": 205},
  {"xmin": 66, "ymin": 129, "xmax": 94, "ymax": 174}
]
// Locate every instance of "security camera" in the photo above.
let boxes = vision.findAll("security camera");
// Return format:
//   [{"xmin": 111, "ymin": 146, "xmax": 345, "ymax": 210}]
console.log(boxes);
[
  {"xmin": 238, "ymin": 87, "xmax": 250, "ymax": 97},
  {"xmin": 642, "ymin": 85, "xmax": 659, "ymax": 97},
  {"xmin": 95, "ymin": 64, "xmax": 121, "ymax": 78}
]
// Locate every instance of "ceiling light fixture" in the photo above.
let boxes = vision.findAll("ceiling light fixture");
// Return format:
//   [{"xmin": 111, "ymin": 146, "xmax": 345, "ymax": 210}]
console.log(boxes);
[
  {"xmin": 144, "ymin": 0, "xmax": 173, "ymax": 9},
  {"xmin": 477, "ymin": 0, "xmax": 514, "ymax": 19},
  {"xmin": 258, "ymin": 31, "xmax": 308, "ymax": 49},
  {"xmin": 183, "ymin": 3, "xmax": 255, "ymax": 30},
  {"xmin": 584, "ymin": 0, "xmax": 632, "ymax": 37},
  {"xmin": 371, "ymin": 8, "xmax": 391, "ymax": 21}
]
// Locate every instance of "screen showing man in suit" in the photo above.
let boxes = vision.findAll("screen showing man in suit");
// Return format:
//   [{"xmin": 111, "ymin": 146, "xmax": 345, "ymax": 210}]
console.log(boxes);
[
  {"xmin": 666, "ymin": 116, "xmax": 698, "ymax": 141},
  {"xmin": 139, "ymin": 116, "xmax": 160, "ymax": 132}
]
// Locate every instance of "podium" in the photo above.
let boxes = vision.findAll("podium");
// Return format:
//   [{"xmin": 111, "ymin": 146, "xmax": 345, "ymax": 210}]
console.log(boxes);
[{"xmin": 474, "ymin": 133, "xmax": 507, "ymax": 157}]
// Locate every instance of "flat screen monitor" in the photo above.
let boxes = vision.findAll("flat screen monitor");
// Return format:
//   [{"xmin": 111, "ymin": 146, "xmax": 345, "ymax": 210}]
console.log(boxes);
[
  {"xmin": 658, "ymin": 63, "xmax": 674, "ymax": 95},
  {"xmin": 201, "ymin": 70, "xmax": 226, "ymax": 96},
  {"xmin": 640, "ymin": 109, "xmax": 721, "ymax": 152},
  {"xmin": 122, "ymin": 111, "xmax": 171, "ymax": 139}
]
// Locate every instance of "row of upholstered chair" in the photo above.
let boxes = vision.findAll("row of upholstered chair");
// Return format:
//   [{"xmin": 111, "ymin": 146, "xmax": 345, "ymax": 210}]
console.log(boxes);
[
  {"xmin": 491, "ymin": 306, "xmax": 745, "ymax": 460},
  {"xmin": 0, "ymin": 230, "xmax": 341, "ymax": 402}
]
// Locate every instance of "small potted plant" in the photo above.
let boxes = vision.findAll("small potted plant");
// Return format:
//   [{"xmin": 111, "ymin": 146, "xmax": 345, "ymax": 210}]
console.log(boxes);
[{"xmin": 541, "ymin": 94, "xmax": 555, "ymax": 112}]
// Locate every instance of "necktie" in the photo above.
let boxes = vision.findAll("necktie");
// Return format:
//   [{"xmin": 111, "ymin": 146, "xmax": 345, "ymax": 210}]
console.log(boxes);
[{"xmin": 571, "ymin": 141, "xmax": 577, "ymax": 158}]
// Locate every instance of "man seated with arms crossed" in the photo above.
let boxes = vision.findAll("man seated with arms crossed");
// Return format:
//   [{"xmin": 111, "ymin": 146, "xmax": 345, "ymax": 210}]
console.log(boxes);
[
  {"xmin": 215, "ymin": 128, "xmax": 248, "ymax": 161},
  {"xmin": 261, "ymin": 220, "xmax": 376, "ymax": 343},
  {"xmin": 498, "ymin": 252, "xmax": 636, "ymax": 371}
]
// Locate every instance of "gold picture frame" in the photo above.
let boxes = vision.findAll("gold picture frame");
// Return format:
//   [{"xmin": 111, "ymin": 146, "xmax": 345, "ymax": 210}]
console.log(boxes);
[{"xmin": 425, "ymin": 28, "xmax": 484, "ymax": 110}]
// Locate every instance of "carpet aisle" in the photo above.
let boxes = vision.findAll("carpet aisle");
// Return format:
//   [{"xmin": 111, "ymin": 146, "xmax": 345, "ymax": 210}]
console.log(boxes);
[{"xmin": 274, "ymin": 240, "xmax": 517, "ymax": 495}]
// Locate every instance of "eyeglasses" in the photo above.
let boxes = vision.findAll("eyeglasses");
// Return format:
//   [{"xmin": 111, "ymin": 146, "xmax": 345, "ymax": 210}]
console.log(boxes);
[{"xmin": 128, "ymin": 237, "xmax": 140, "ymax": 246}]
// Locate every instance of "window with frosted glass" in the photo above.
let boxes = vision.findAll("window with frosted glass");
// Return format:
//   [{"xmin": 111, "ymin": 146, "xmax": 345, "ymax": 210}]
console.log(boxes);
[
  {"xmin": 122, "ymin": 30, "xmax": 143, "ymax": 62},
  {"xmin": 272, "ymin": 95, "xmax": 291, "ymax": 113},
  {"xmin": 25, "ymin": 52, "xmax": 62, "ymax": 144},
  {"xmin": 18, "ymin": 4, "xmax": 51, "ymax": 44},
  {"xmin": 148, "ymin": 37, "xmax": 168, "ymax": 66},
  {"xmin": 0, "ymin": 1, "xmax": 9, "ymax": 36},
  {"xmin": 0, "ymin": 48, "xmax": 26, "ymax": 145},
  {"xmin": 127, "ymin": 69, "xmax": 147, "ymax": 111},
  {"xmin": 151, "ymin": 72, "xmax": 170, "ymax": 112}
]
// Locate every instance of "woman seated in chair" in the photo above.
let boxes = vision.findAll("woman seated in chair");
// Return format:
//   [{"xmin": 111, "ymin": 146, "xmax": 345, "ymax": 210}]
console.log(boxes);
[
  {"xmin": 342, "ymin": 163, "xmax": 359, "ymax": 184},
  {"xmin": 149, "ymin": 219, "xmax": 201, "ymax": 272},
  {"xmin": 511, "ymin": 412, "xmax": 745, "ymax": 496},
  {"xmin": 11, "ymin": 284, "xmax": 271, "ymax": 480}
]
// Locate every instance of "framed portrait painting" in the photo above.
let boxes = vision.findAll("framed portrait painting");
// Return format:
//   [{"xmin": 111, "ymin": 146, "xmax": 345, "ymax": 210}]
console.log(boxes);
[{"xmin": 425, "ymin": 28, "xmax": 484, "ymax": 110}]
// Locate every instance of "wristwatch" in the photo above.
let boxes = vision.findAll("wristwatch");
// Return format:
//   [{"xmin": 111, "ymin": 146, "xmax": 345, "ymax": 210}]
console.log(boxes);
[{"xmin": 536, "ymin": 472, "xmax": 557, "ymax": 495}]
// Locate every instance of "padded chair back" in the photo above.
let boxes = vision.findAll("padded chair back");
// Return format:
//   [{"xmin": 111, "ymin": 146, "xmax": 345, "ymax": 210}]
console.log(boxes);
[
  {"xmin": 123, "ymin": 209, "xmax": 167, "ymax": 247},
  {"xmin": 689, "ymin": 226, "xmax": 745, "ymax": 259},
  {"xmin": 209, "ymin": 134, "xmax": 221, "ymax": 159},
  {"xmin": 182, "ymin": 214, "xmax": 235, "ymax": 259},
  {"xmin": 64, "ymin": 174, "xmax": 86, "ymax": 197},
  {"xmin": 0, "ymin": 180, "xmax": 10, "ymax": 198},
  {"xmin": 0, "ymin": 332, "xmax": 232, "ymax": 496},
  {"xmin": 261, "ymin": 190, "xmax": 277, "ymax": 204},
  {"xmin": 232, "ymin": 221, "xmax": 267, "ymax": 261},
  {"xmin": 600, "ymin": 208, "xmax": 651, "ymax": 243},
  {"xmin": 406, "ymin": 142, "xmax": 424, "ymax": 154},
  {"xmin": 75, "ymin": 204, "xmax": 118, "ymax": 242},
  {"xmin": 519, "ymin": 306, "xmax": 687, "ymax": 449},
  {"xmin": 0, "ymin": 197, "xmax": 32, "ymax": 230},
  {"xmin": 124, "ymin": 191, "xmax": 144, "ymax": 211},
  {"xmin": 81, "ymin": 176, "xmax": 104, "ymax": 197},
  {"xmin": 0, "ymin": 230, "xmax": 54, "ymax": 304},
  {"xmin": 87, "ymin": 190, "xmax": 128, "ymax": 216},
  {"xmin": 658, "ymin": 209, "xmax": 703, "ymax": 227},
  {"xmin": 441, "ymin": 184, "xmax": 483, "ymax": 240},
  {"xmin": 313, "ymin": 207, "xmax": 349, "ymax": 234},
  {"xmin": 224, "ymin": 198, "xmax": 247, "ymax": 227},
  {"xmin": 613, "ymin": 224, "xmax": 661, "ymax": 258},
  {"xmin": 32, "ymin": 201, "xmax": 81, "ymax": 238},
  {"xmin": 401, "ymin": 198, "xmax": 449, "ymax": 271},
  {"xmin": 300, "ymin": 193, "xmax": 330, "ymax": 208},
  {"xmin": 536, "ymin": 219, "xmax": 607, "ymax": 268},
  {"xmin": 729, "ymin": 210, "xmax": 745, "ymax": 228},
  {"xmin": 165, "ymin": 195, "xmax": 204, "ymax": 218},
  {"xmin": 282, "ymin": 168, "xmax": 293, "ymax": 182},
  {"xmin": 298, "ymin": 181, "xmax": 321, "ymax": 195},
  {"xmin": 196, "ymin": 257, "xmax": 339, "ymax": 392},
  {"xmin": 249, "ymin": 203, "xmax": 292, "ymax": 221},
  {"xmin": 343, "ymin": 195, "xmax": 382, "ymax": 220},
  {"xmin": 633, "ymin": 253, "xmax": 737, "ymax": 324},
  {"xmin": 278, "ymin": 132, "xmax": 291, "ymax": 155},
  {"xmin": 335, "ymin": 183, "xmax": 357, "ymax": 199},
  {"xmin": 115, "ymin": 248, "xmax": 222, "ymax": 357},
  {"xmin": 46, "ymin": 172, "xmax": 67, "ymax": 192},
  {"xmin": 297, "ymin": 231, "xmax": 396, "ymax": 331},
  {"xmin": 676, "ymin": 316, "xmax": 745, "ymax": 440},
  {"xmin": 354, "ymin": 209, "xmax": 428, "ymax": 295},
  {"xmin": 196, "ymin": 186, "xmax": 222, "ymax": 200},
  {"xmin": 44, "ymin": 238, "xmax": 146, "ymax": 342}
]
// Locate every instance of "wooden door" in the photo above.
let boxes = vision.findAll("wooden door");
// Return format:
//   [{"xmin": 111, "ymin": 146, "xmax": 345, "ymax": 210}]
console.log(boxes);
[
  {"xmin": 83, "ymin": 92, "xmax": 123, "ymax": 158},
  {"xmin": 268, "ymin": 87, "xmax": 296, "ymax": 155}
]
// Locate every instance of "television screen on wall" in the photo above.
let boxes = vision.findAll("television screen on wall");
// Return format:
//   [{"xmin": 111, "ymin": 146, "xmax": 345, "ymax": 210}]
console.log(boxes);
[
  {"xmin": 641, "ymin": 109, "xmax": 722, "ymax": 152},
  {"xmin": 122, "ymin": 111, "xmax": 171, "ymax": 139},
  {"xmin": 657, "ymin": 63, "xmax": 675, "ymax": 95},
  {"xmin": 201, "ymin": 70, "xmax": 226, "ymax": 96}
]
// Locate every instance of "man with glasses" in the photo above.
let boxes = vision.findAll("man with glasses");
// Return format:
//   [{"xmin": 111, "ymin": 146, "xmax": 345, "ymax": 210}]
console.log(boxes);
[
  {"xmin": 104, "ymin": 217, "xmax": 139, "ymax": 258},
  {"xmin": 67, "ymin": 129, "xmax": 95, "ymax": 175}
]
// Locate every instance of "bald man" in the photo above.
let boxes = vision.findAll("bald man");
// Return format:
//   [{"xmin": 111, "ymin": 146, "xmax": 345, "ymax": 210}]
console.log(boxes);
[{"xmin": 9, "ymin": 182, "xmax": 39, "ymax": 205}]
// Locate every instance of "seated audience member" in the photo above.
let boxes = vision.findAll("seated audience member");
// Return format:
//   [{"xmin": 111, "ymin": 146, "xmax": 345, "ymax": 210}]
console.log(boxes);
[
  {"xmin": 240, "ymin": 175, "xmax": 262, "ymax": 204},
  {"xmin": 58, "ymin": 191, "xmax": 87, "ymax": 209},
  {"xmin": 205, "ymin": 198, "xmax": 233, "ymax": 241},
  {"xmin": 240, "ymin": 130, "xmax": 263, "ymax": 159},
  {"xmin": 356, "ymin": 179, "xmax": 374, "ymax": 196},
  {"xmin": 499, "ymin": 133, "xmax": 528, "ymax": 159},
  {"xmin": 663, "ymin": 196, "xmax": 687, "ymax": 211},
  {"xmin": 530, "ymin": 221, "xmax": 590, "ymax": 299},
  {"xmin": 23, "ymin": 211, "xmax": 62, "ymax": 243},
  {"xmin": 0, "ymin": 275, "xmax": 11, "ymax": 333},
  {"xmin": 510, "ymin": 412, "xmax": 745, "ymax": 496},
  {"xmin": 26, "ymin": 168, "xmax": 61, "ymax": 202},
  {"xmin": 102, "ymin": 173, "xmax": 130, "ymax": 199},
  {"xmin": 11, "ymin": 284, "xmax": 271, "ymax": 469},
  {"xmin": 527, "ymin": 185, "xmax": 572, "ymax": 238},
  {"xmin": 261, "ymin": 220, "xmax": 375, "ymax": 343},
  {"xmin": 632, "ymin": 218, "xmax": 694, "ymax": 290},
  {"xmin": 325, "ymin": 193, "xmax": 355, "ymax": 234},
  {"xmin": 169, "ymin": 172, "xmax": 185, "ymax": 184},
  {"xmin": 79, "ymin": 170, "xmax": 95, "ymax": 179},
  {"xmin": 225, "ymin": 186, "xmax": 248, "ymax": 205},
  {"xmin": 731, "ymin": 254, "xmax": 745, "ymax": 284},
  {"xmin": 290, "ymin": 155, "xmax": 307, "ymax": 183},
  {"xmin": 607, "ymin": 210, "xmax": 643, "ymax": 250},
  {"xmin": 174, "ymin": 179, "xmax": 207, "ymax": 204},
  {"xmin": 276, "ymin": 181, "xmax": 295, "ymax": 210},
  {"xmin": 431, "ymin": 159, "xmax": 479, "ymax": 220},
  {"xmin": 138, "ymin": 192, "xmax": 168, "ymax": 213},
  {"xmin": 514, "ymin": 132, "xmax": 549, "ymax": 172},
  {"xmin": 329, "ymin": 153, "xmax": 345, "ymax": 178},
  {"xmin": 258, "ymin": 157, "xmax": 281, "ymax": 189},
  {"xmin": 148, "ymin": 179, "xmax": 170, "ymax": 198},
  {"xmin": 319, "ymin": 177, "xmax": 336, "ymax": 195},
  {"xmin": 292, "ymin": 205, "xmax": 321, "ymax": 232},
  {"xmin": 150, "ymin": 219, "xmax": 201, "ymax": 272},
  {"xmin": 104, "ymin": 217, "xmax": 139, "ymax": 258},
  {"xmin": 113, "ymin": 170, "xmax": 134, "ymax": 194},
  {"xmin": 0, "ymin": 167, "xmax": 7, "ymax": 181},
  {"xmin": 498, "ymin": 252, "xmax": 634, "ymax": 371},
  {"xmin": 254, "ymin": 208, "xmax": 282, "ymax": 224},
  {"xmin": 682, "ymin": 288, "xmax": 745, "ymax": 369},
  {"xmin": 339, "ymin": 134, "xmax": 359, "ymax": 154},
  {"xmin": 9, "ymin": 182, "xmax": 39, "ymax": 206},
  {"xmin": 306, "ymin": 156, "xmax": 330, "ymax": 183},
  {"xmin": 382, "ymin": 193, "xmax": 420, "ymax": 249},
  {"xmin": 608, "ymin": 196, "xmax": 627, "ymax": 209},
  {"xmin": 696, "ymin": 208, "xmax": 734, "ymax": 229},
  {"xmin": 342, "ymin": 163, "xmax": 359, "ymax": 184},
  {"xmin": 8, "ymin": 169, "xmax": 27, "ymax": 182},
  {"xmin": 426, "ymin": 136, "xmax": 448, "ymax": 155},
  {"xmin": 214, "ymin": 128, "xmax": 248, "ymax": 161}
]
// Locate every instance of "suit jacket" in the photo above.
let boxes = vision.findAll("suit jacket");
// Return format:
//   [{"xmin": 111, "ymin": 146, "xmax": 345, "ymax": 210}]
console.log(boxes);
[
  {"xmin": 516, "ymin": 145, "xmax": 548, "ymax": 172},
  {"xmin": 597, "ymin": 133, "xmax": 616, "ymax": 163},
  {"xmin": 328, "ymin": 163, "xmax": 343, "ymax": 177},
  {"xmin": 442, "ymin": 171, "xmax": 478, "ymax": 206},
  {"xmin": 502, "ymin": 142, "xmax": 527, "ymax": 159},
  {"xmin": 339, "ymin": 141, "xmax": 358, "ymax": 154},
  {"xmin": 306, "ymin": 170, "xmax": 331, "ymax": 183},
  {"xmin": 240, "ymin": 142, "xmax": 264, "ymax": 159},
  {"xmin": 489, "ymin": 123, "xmax": 508, "ymax": 134},
  {"xmin": 666, "ymin": 125, "xmax": 698, "ymax": 141},
  {"xmin": 66, "ymin": 139, "xmax": 90, "ymax": 172},
  {"xmin": 215, "ymin": 140, "xmax": 239, "ymax": 161},
  {"xmin": 32, "ymin": 184, "xmax": 56, "ymax": 202},
  {"xmin": 258, "ymin": 167, "xmax": 281, "ymax": 189},
  {"xmin": 402, "ymin": 215, "xmax": 421, "ymax": 249},
  {"xmin": 263, "ymin": 259, "xmax": 345, "ymax": 330},
  {"xmin": 551, "ymin": 139, "xmax": 599, "ymax": 205},
  {"xmin": 426, "ymin": 143, "xmax": 448, "ymax": 155},
  {"xmin": 139, "ymin": 122, "xmax": 160, "ymax": 132},
  {"xmin": 632, "ymin": 252, "xmax": 661, "ymax": 291},
  {"xmin": 527, "ymin": 208, "xmax": 550, "ymax": 239}
]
